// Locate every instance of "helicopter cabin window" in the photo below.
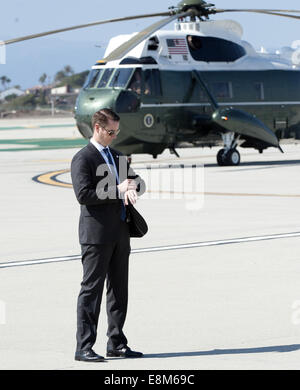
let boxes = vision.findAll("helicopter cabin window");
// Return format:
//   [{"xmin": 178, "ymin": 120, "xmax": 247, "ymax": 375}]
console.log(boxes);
[
  {"xmin": 83, "ymin": 69, "xmax": 102, "ymax": 88},
  {"xmin": 97, "ymin": 68, "xmax": 114, "ymax": 88},
  {"xmin": 127, "ymin": 68, "xmax": 162, "ymax": 96},
  {"xmin": 211, "ymin": 82, "xmax": 232, "ymax": 98},
  {"xmin": 162, "ymin": 71, "xmax": 192, "ymax": 102},
  {"xmin": 254, "ymin": 82, "xmax": 265, "ymax": 100},
  {"xmin": 143, "ymin": 69, "xmax": 162, "ymax": 96},
  {"xmin": 109, "ymin": 68, "xmax": 134, "ymax": 89},
  {"xmin": 187, "ymin": 35, "xmax": 246, "ymax": 62},
  {"xmin": 127, "ymin": 68, "xmax": 142, "ymax": 95}
]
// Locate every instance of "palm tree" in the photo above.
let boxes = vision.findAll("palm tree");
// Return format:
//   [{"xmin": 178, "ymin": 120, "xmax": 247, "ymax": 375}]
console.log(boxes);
[
  {"xmin": 54, "ymin": 66, "xmax": 74, "ymax": 84},
  {"xmin": 63, "ymin": 65, "xmax": 74, "ymax": 76},
  {"xmin": 0, "ymin": 75, "xmax": 5, "ymax": 89},
  {"xmin": 0, "ymin": 75, "xmax": 10, "ymax": 90},
  {"xmin": 54, "ymin": 70, "xmax": 67, "ymax": 83},
  {"xmin": 39, "ymin": 73, "xmax": 47, "ymax": 85}
]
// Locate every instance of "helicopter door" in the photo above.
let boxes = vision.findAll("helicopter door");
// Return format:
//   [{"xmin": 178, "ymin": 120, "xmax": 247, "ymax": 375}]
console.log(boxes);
[
  {"xmin": 139, "ymin": 68, "xmax": 164, "ymax": 140},
  {"xmin": 142, "ymin": 68, "xmax": 162, "ymax": 100}
]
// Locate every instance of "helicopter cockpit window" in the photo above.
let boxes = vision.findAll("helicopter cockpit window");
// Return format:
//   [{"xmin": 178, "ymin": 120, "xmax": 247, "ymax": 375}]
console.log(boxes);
[
  {"xmin": 97, "ymin": 68, "xmax": 114, "ymax": 88},
  {"xmin": 187, "ymin": 35, "xmax": 246, "ymax": 62},
  {"xmin": 109, "ymin": 68, "xmax": 134, "ymax": 89},
  {"xmin": 127, "ymin": 68, "xmax": 142, "ymax": 95},
  {"xmin": 83, "ymin": 69, "xmax": 102, "ymax": 88}
]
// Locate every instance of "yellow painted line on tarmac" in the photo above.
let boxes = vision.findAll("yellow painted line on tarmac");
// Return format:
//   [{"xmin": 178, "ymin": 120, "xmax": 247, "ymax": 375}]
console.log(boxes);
[
  {"xmin": 205, "ymin": 191, "xmax": 300, "ymax": 198},
  {"xmin": 147, "ymin": 190, "xmax": 300, "ymax": 198},
  {"xmin": 33, "ymin": 170, "xmax": 300, "ymax": 198},
  {"xmin": 33, "ymin": 169, "xmax": 72, "ymax": 188}
]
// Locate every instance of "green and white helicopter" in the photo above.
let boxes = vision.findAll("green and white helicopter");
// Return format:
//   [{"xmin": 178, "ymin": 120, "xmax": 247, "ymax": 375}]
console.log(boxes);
[{"xmin": 4, "ymin": 1, "xmax": 300, "ymax": 165}]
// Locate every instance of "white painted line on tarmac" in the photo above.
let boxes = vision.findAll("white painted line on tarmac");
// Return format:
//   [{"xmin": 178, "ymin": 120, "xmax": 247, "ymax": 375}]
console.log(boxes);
[
  {"xmin": 1, "ymin": 231, "xmax": 300, "ymax": 269},
  {"xmin": 0, "ymin": 255, "xmax": 81, "ymax": 269}
]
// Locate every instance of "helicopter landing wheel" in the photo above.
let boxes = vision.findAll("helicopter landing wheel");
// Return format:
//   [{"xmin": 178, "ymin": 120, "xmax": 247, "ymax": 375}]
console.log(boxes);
[
  {"xmin": 227, "ymin": 149, "xmax": 241, "ymax": 166},
  {"xmin": 217, "ymin": 148, "xmax": 241, "ymax": 166},
  {"xmin": 217, "ymin": 148, "xmax": 227, "ymax": 166}
]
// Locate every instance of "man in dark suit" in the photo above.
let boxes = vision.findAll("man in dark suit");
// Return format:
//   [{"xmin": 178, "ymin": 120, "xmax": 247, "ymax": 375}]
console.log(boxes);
[{"xmin": 71, "ymin": 108, "xmax": 145, "ymax": 362}]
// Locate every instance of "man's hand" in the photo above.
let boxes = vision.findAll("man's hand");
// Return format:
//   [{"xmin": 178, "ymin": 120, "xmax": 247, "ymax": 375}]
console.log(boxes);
[
  {"xmin": 117, "ymin": 179, "xmax": 137, "ymax": 194},
  {"xmin": 124, "ymin": 190, "xmax": 138, "ymax": 205},
  {"xmin": 128, "ymin": 180, "xmax": 137, "ymax": 191}
]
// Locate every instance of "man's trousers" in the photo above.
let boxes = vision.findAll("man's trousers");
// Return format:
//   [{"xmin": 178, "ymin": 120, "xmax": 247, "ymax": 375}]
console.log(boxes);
[{"xmin": 76, "ymin": 222, "xmax": 130, "ymax": 352}]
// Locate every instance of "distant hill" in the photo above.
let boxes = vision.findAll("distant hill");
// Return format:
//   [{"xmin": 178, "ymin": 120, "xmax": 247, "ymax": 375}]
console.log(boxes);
[{"xmin": 56, "ymin": 70, "xmax": 90, "ymax": 89}]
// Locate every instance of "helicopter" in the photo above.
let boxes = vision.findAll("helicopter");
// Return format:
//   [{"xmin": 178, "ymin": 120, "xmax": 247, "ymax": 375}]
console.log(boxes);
[{"xmin": 4, "ymin": 0, "xmax": 300, "ymax": 166}]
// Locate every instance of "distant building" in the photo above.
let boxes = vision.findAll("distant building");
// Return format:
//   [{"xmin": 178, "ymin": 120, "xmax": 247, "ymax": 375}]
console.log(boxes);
[
  {"xmin": 25, "ymin": 85, "xmax": 51, "ymax": 96},
  {"xmin": 0, "ymin": 87, "xmax": 24, "ymax": 101},
  {"xmin": 51, "ymin": 85, "xmax": 71, "ymax": 95}
]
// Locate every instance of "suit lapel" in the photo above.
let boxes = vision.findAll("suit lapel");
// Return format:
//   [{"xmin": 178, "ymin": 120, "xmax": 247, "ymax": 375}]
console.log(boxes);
[
  {"xmin": 88, "ymin": 142, "xmax": 123, "ymax": 183},
  {"xmin": 87, "ymin": 142, "xmax": 106, "ymax": 165},
  {"xmin": 87, "ymin": 143, "xmax": 125, "ymax": 181}
]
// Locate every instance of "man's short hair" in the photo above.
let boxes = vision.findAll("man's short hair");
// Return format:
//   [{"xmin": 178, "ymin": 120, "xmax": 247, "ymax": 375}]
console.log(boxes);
[{"xmin": 92, "ymin": 108, "xmax": 120, "ymax": 129}]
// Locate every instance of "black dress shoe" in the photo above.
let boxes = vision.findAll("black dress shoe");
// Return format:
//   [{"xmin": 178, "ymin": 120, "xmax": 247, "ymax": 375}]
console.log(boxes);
[
  {"xmin": 75, "ymin": 349, "xmax": 105, "ymax": 362},
  {"xmin": 107, "ymin": 346, "xmax": 143, "ymax": 358}
]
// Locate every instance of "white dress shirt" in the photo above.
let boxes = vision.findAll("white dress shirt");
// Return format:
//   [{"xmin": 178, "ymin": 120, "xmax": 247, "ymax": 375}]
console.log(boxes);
[{"xmin": 90, "ymin": 138, "xmax": 120, "ymax": 183}]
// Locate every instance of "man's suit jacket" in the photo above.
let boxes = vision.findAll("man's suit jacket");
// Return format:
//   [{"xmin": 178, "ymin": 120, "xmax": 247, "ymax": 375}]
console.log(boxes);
[{"xmin": 71, "ymin": 142, "xmax": 145, "ymax": 245}]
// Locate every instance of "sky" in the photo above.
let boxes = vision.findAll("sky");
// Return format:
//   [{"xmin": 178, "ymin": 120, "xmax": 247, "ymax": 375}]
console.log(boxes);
[{"xmin": 1, "ymin": 0, "xmax": 300, "ymax": 89}]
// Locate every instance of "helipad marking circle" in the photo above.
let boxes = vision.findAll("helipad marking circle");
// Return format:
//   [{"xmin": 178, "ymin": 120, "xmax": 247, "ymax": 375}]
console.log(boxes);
[
  {"xmin": 33, "ymin": 169, "xmax": 72, "ymax": 188},
  {"xmin": 33, "ymin": 169, "xmax": 300, "ymax": 198}
]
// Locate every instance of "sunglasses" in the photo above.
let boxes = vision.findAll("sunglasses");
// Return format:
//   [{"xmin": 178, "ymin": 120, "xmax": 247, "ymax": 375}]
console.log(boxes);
[{"xmin": 101, "ymin": 126, "xmax": 120, "ymax": 136}]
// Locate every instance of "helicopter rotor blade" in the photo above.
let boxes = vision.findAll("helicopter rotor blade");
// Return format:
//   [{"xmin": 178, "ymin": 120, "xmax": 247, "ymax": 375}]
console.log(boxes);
[
  {"xmin": 102, "ymin": 11, "xmax": 193, "ymax": 63},
  {"xmin": 215, "ymin": 9, "xmax": 300, "ymax": 13},
  {"xmin": 2, "ymin": 12, "xmax": 171, "ymax": 46},
  {"xmin": 214, "ymin": 9, "xmax": 300, "ymax": 20},
  {"xmin": 5, "ymin": 7, "xmax": 300, "ymax": 47}
]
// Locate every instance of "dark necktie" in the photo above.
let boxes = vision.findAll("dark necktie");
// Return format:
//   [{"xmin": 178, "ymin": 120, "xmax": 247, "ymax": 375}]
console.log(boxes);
[
  {"xmin": 103, "ymin": 147, "xmax": 126, "ymax": 221},
  {"xmin": 103, "ymin": 147, "xmax": 114, "ymax": 167}
]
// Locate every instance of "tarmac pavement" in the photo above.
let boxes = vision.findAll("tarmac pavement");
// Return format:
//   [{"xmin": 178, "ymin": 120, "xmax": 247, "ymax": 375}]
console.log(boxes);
[{"xmin": 0, "ymin": 116, "xmax": 300, "ymax": 370}]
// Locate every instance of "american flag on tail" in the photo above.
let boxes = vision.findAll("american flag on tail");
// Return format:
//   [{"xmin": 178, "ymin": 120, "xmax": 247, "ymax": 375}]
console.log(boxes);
[{"xmin": 167, "ymin": 38, "xmax": 188, "ymax": 55}]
